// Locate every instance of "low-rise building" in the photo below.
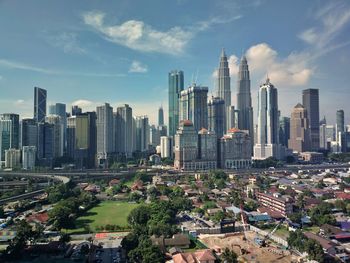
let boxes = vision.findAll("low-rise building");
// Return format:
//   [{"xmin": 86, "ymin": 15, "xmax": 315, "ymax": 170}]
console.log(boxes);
[
  {"xmin": 300, "ymin": 151, "xmax": 324, "ymax": 163},
  {"xmin": 256, "ymin": 192, "xmax": 294, "ymax": 217}
]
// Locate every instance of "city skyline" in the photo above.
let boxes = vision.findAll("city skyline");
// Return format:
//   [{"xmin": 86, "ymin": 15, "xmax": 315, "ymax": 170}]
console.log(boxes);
[{"xmin": 1, "ymin": 0, "xmax": 350, "ymax": 125}]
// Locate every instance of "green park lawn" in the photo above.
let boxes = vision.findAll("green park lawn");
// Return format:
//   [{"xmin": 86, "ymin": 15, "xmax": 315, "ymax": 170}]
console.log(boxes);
[{"xmin": 66, "ymin": 201, "xmax": 139, "ymax": 234}]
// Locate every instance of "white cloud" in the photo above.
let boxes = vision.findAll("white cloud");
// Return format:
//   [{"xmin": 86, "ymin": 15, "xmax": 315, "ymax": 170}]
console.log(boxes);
[
  {"xmin": 15, "ymin": 99, "xmax": 25, "ymax": 105},
  {"xmin": 129, "ymin": 60, "xmax": 148, "ymax": 73},
  {"xmin": 83, "ymin": 11, "xmax": 241, "ymax": 55},
  {"xmin": 70, "ymin": 99, "xmax": 102, "ymax": 112},
  {"xmin": 246, "ymin": 43, "xmax": 312, "ymax": 86},
  {"xmin": 299, "ymin": 2, "xmax": 350, "ymax": 48},
  {"xmin": 47, "ymin": 32, "xmax": 86, "ymax": 54}
]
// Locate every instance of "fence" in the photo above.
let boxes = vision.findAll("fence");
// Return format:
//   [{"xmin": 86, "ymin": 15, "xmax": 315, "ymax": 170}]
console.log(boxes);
[{"xmin": 249, "ymin": 225, "xmax": 288, "ymax": 247}]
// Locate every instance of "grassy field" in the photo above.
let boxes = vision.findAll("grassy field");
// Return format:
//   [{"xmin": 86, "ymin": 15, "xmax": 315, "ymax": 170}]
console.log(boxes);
[{"xmin": 66, "ymin": 201, "xmax": 139, "ymax": 234}]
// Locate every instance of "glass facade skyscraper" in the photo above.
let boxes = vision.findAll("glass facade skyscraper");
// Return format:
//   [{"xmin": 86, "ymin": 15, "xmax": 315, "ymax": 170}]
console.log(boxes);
[
  {"xmin": 34, "ymin": 87, "xmax": 47, "ymax": 123},
  {"xmin": 302, "ymin": 89, "xmax": 320, "ymax": 151},
  {"xmin": 168, "ymin": 70, "xmax": 184, "ymax": 137}
]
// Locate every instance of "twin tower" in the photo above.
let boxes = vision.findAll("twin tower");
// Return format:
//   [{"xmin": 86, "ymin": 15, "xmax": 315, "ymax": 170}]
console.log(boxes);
[{"xmin": 216, "ymin": 49, "xmax": 254, "ymax": 140}]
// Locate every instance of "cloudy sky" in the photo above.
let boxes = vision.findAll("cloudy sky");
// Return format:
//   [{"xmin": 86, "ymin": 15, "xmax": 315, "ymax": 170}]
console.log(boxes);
[{"xmin": 0, "ymin": 0, "xmax": 350, "ymax": 125}]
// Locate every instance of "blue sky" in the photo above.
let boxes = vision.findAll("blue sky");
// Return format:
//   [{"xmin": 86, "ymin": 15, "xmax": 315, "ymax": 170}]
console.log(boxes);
[{"xmin": 0, "ymin": 0, "xmax": 350, "ymax": 125}]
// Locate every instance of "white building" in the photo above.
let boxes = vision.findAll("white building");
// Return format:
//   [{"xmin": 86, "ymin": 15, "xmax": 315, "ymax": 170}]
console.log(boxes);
[
  {"xmin": 5, "ymin": 148, "xmax": 21, "ymax": 169},
  {"xmin": 254, "ymin": 78, "xmax": 285, "ymax": 160},
  {"xmin": 22, "ymin": 146, "xmax": 36, "ymax": 170},
  {"xmin": 160, "ymin": 136, "xmax": 173, "ymax": 158}
]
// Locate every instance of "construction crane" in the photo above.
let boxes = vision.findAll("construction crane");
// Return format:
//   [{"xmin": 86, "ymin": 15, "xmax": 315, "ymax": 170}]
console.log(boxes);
[{"xmin": 254, "ymin": 218, "xmax": 285, "ymax": 247}]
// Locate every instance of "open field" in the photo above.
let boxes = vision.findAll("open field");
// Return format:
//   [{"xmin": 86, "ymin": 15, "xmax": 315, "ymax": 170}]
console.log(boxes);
[
  {"xmin": 200, "ymin": 231, "xmax": 296, "ymax": 263},
  {"xmin": 66, "ymin": 201, "xmax": 139, "ymax": 234}
]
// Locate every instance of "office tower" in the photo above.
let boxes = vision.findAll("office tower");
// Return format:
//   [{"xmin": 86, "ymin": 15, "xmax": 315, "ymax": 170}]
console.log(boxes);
[
  {"xmin": 158, "ymin": 106, "xmax": 164, "ymax": 126},
  {"xmin": 319, "ymin": 116, "xmax": 326, "ymax": 126},
  {"xmin": 72, "ymin": 105, "xmax": 82, "ymax": 116},
  {"xmin": 208, "ymin": 97, "xmax": 225, "ymax": 139},
  {"xmin": 135, "ymin": 116, "xmax": 150, "ymax": 152},
  {"xmin": 37, "ymin": 122, "xmax": 54, "ymax": 166},
  {"xmin": 0, "ymin": 113, "xmax": 19, "ymax": 149},
  {"xmin": 279, "ymin": 117, "xmax": 290, "ymax": 147},
  {"xmin": 5, "ymin": 149, "xmax": 21, "ymax": 169},
  {"xmin": 160, "ymin": 136, "xmax": 173, "ymax": 158},
  {"xmin": 34, "ymin": 87, "xmax": 47, "ymax": 123},
  {"xmin": 174, "ymin": 120, "xmax": 198, "ymax": 170},
  {"xmin": 336, "ymin": 110, "xmax": 345, "ymax": 139},
  {"xmin": 216, "ymin": 48, "xmax": 231, "ymax": 108},
  {"xmin": 48, "ymin": 103, "xmax": 67, "ymax": 148},
  {"xmin": 45, "ymin": 115, "xmax": 64, "ymax": 158},
  {"xmin": 227, "ymin": 106, "xmax": 239, "ymax": 130},
  {"xmin": 198, "ymin": 128, "xmax": 217, "ymax": 169},
  {"xmin": 288, "ymin": 103, "xmax": 310, "ymax": 152},
  {"xmin": 254, "ymin": 78, "xmax": 284, "ymax": 159},
  {"xmin": 20, "ymin": 118, "xmax": 38, "ymax": 148},
  {"xmin": 168, "ymin": 70, "xmax": 184, "ymax": 137},
  {"xmin": 302, "ymin": 89, "xmax": 320, "ymax": 151},
  {"xmin": 219, "ymin": 128, "xmax": 252, "ymax": 169},
  {"xmin": 22, "ymin": 146, "xmax": 36, "ymax": 170},
  {"xmin": 158, "ymin": 125, "xmax": 167, "ymax": 138},
  {"xmin": 179, "ymin": 84, "xmax": 208, "ymax": 132},
  {"xmin": 96, "ymin": 103, "xmax": 114, "ymax": 159},
  {"xmin": 0, "ymin": 120, "xmax": 12, "ymax": 163},
  {"xmin": 67, "ymin": 112, "xmax": 96, "ymax": 168},
  {"xmin": 115, "ymin": 104, "xmax": 133, "ymax": 157},
  {"xmin": 149, "ymin": 125, "xmax": 160, "ymax": 147},
  {"xmin": 236, "ymin": 55, "xmax": 254, "ymax": 139}
]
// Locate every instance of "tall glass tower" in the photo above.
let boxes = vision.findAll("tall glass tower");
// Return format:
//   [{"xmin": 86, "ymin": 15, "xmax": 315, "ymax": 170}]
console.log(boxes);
[
  {"xmin": 216, "ymin": 48, "xmax": 231, "ymax": 108},
  {"xmin": 302, "ymin": 89, "xmax": 319, "ymax": 151},
  {"xmin": 34, "ymin": 87, "xmax": 47, "ymax": 123},
  {"xmin": 168, "ymin": 70, "xmax": 184, "ymax": 137},
  {"xmin": 236, "ymin": 56, "xmax": 254, "ymax": 140}
]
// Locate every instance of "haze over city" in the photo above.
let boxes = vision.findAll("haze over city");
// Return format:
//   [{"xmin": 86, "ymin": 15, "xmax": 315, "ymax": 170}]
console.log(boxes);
[{"xmin": 1, "ymin": 0, "xmax": 350, "ymax": 124}]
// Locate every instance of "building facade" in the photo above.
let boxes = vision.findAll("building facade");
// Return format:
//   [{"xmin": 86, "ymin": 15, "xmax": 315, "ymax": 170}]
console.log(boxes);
[
  {"xmin": 96, "ymin": 103, "xmax": 114, "ymax": 165},
  {"xmin": 169, "ymin": 70, "xmax": 184, "ymax": 138},
  {"xmin": 254, "ymin": 78, "xmax": 284, "ymax": 160},
  {"xmin": 236, "ymin": 56, "xmax": 254, "ymax": 140},
  {"xmin": 302, "ymin": 89, "xmax": 320, "ymax": 151},
  {"xmin": 289, "ymin": 103, "xmax": 311, "ymax": 152},
  {"xmin": 20, "ymin": 118, "xmax": 37, "ymax": 148},
  {"xmin": 179, "ymin": 85, "xmax": 208, "ymax": 132},
  {"xmin": 34, "ymin": 87, "xmax": 47, "ymax": 123},
  {"xmin": 160, "ymin": 136, "xmax": 173, "ymax": 159},
  {"xmin": 279, "ymin": 117, "xmax": 290, "ymax": 148},
  {"xmin": 115, "ymin": 104, "xmax": 133, "ymax": 157},
  {"xmin": 45, "ymin": 115, "xmax": 64, "ymax": 158},
  {"xmin": 135, "ymin": 116, "xmax": 150, "ymax": 152},
  {"xmin": 22, "ymin": 146, "xmax": 36, "ymax": 170},
  {"xmin": 208, "ymin": 97, "xmax": 225, "ymax": 139},
  {"xmin": 219, "ymin": 128, "xmax": 252, "ymax": 169},
  {"xmin": 5, "ymin": 149, "xmax": 21, "ymax": 169},
  {"xmin": 198, "ymin": 128, "xmax": 217, "ymax": 169}
]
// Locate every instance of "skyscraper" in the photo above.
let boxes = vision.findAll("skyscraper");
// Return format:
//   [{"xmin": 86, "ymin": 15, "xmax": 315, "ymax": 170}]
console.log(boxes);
[
  {"xmin": 168, "ymin": 70, "xmax": 184, "ymax": 137},
  {"xmin": 115, "ymin": 104, "xmax": 133, "ymax": 157},
  {"xmin": 236, "ymin": 56, "xmax": 254, "ymax": 140},
  {"xmin": 216, "ymin": 48, "xmax": 231, "ymax": 108},
  {"xmin": 37, "ymin": 122, "xmax": 54, "ymax": 166},
  {"xmin": 279, "ymin": 117, "xmax": 290, "ymax": 147},
  {"xmin": 288, "ymin": 103, "xmax": 310, "ymax": 152},
  {"xmin": 179, "ymin": 84, "xmax": 208, "ymax": 132},
  {"xmin": 72, "ymin": 105, "xmax": 82, "ymax": 116},
  {"xmin": 158, "ymin": 106, "xmax": 164, "ymax": 126},
  {"xmin": 96, "ymin": 103, "xmax": 114, "ymax": 165},
  {"xmin": 48, "ymin": 103, "xmax": 67, "ymax": 150},
  {"xmin": 45, "ymin": 115, "xmax": 64, "ymax": 158},
  {"xmin": 208, "ymin": 97, "xmax": 225, "ymax": 139},
  {"xmin": 336, "ymin": 110, "xmax": 346, "ymax": 152},
  {"xmin": 302, "ymin": 89, "xmax": 320, "ymax": 151},
  {"xmin": 254, "ymin": 78, "xmax": 283, "ymax": 159},
  {"xmin": 336, "ymin": 110, "xmax": 345, "ymax": 135},
  {"xmin": 0, "ymin": 113, "xmax": 19, "ymax": 149},
  {"xmin": 135, "ymin": 116, "xmax": 150, "ymax": 152},
  {"xmin": 0, "ymin": 119, "xmax": 12, "ymax": 163},
  {"xmin": 34, "ymin": 87, "xmax": 47, "ymax": 123},
  {"xmin": 20, "ymin": 118, "xmax": 37, "ymax": 148}
]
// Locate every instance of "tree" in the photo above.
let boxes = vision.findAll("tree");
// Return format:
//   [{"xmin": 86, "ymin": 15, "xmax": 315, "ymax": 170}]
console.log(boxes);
[
  {"xmin": 289, "ymin": 212, "xmax": 303, "ymax": 224},
  {"xmin": 128, "ymin": 238, "xmax": 164, "ymax": 263},
  {"xmin": 212, "ymin": 211, "xmax": 225, "ymax": 223},
  {"xmin": 221, "ymin": 247, "xmax": 238, "ymax": 263},
  {"xmin": 127, "ymin": 205, "xmax": 151, "ymax": 227}
]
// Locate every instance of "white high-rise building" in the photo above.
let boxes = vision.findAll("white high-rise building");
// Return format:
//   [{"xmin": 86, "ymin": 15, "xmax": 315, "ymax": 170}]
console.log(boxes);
[
  {"xmin": 254, "ymin": 78, "xmax": 284, "ymax": 160},
  {"xmin": 96, "ymin": 103, "xmax": 114, "ymax": 159},
  {"xmin": 22, "ymin": 146, "xmax": 36, "ymax": 170},
  {"xmin": 160, "ymin": 136, "xmax": 173, "ymax": 158},
  {"xmin": 5, "ymin": 148, "xmax": 21, "ymax": 169},
  {"xmin": 135, "ymin": 116, "xmax": 150, "ymax": 152},
  {"xmin": 115, "ymin": 104, "xmax": 133, "ymax": 157}
]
